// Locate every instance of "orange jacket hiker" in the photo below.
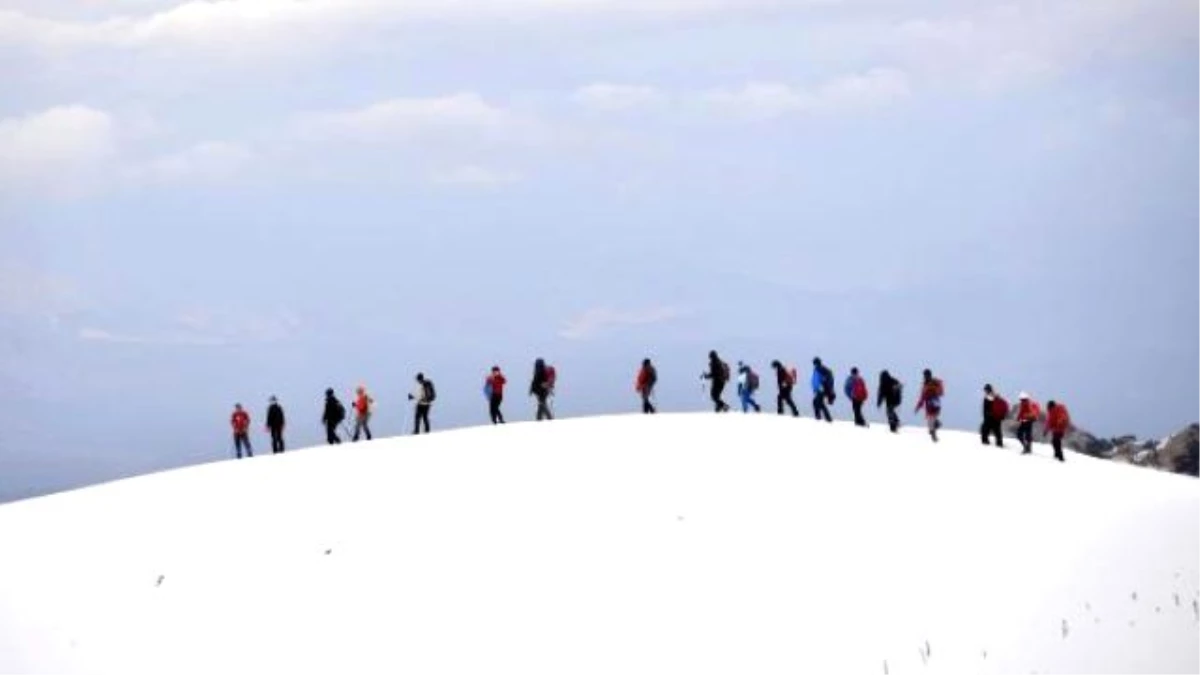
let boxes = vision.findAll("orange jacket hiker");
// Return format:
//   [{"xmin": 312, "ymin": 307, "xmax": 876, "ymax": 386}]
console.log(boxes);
[{"xmin": 354, "ymin": 388, "xmax": 372, "ymax": 418}]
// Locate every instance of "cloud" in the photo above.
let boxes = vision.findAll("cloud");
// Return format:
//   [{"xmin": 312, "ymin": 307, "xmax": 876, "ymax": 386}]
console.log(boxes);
[
  {"xmin": 77, "ymin": 327, "xmax": 230, "ymax": 346},
  {"xmin": 428, "ymin": 165, "xmax": 524, "ymax": 188},
  {"xmin": 123, "ymin": 141, "xmax": 254, "ymax": 185},
  {"xmin": 77, "ymin": 309, "xmax": 302, "ymax": 347},
  {"xmin": 292, "ymin": 93, "xmax": 518, "ymax": 144},
  {"xmin": 0, "ymin": 262, "xmax": 83, "ymax": 320},
  {"xmin": 0, "ymin": 1, "xmax": 816, "ymax": 54},
  {"xmin": 560, "ymin": 306, "xmax": 689, "ymax": 340},
  {"xmin": 573, "ymin": 84, "xmax": 669, "ymax": 113},
  {"xmin": 0, "ymin": 105, "xmax": 116, "ymax": 195},
  {"xmin": 698, "ymin": 68, "xmax": 911, "ymax": 120}
]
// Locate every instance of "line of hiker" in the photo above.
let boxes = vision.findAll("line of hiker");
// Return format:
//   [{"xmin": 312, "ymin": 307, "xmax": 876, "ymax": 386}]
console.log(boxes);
[
  {"xmin": 227, "ymin": 359, "xmax": 558, "ymax": 458},
  {"xmin": 228, "ymin": 352, "xmax": 1071, "ymax": 462},
  {"xmin": 698, "ymin": 351, "xmax": 1068, "ymax": 457}
]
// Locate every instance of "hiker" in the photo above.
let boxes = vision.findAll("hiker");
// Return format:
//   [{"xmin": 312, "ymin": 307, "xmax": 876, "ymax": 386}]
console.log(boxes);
[
  {"xmin": 409, "ymin": 373, "xmax": 435, "ymax": 434},
  {"xmin": 231, "ymin": 403, "xmax": 253, "ymax": 459},
  {"xmin": 352, "ymin": 385, "xmax": 374, "ymax": 441},
  {"xmin": 844, "ymin": 367, "xmax": 869, "ymax": 427},
  {"xmin": 876, "ymin": 370, "xmax": 903, "ymax": 432},
  {"xmin": 770, "ymin": 360, "xmax": 800, "ymax": 416},
  {"xmin": 914, "ymin": 369, "xmax": 945, "ymax": 441},
  {"xmin": 1045, "ymin": 400, "xmax": 1070, "ymax": 462},
  {"xmin": 484, "ymin": 366, "xmax": 507, "ymax": 424},
  {"xmin": 980, "ymin": 384, "xmax": 1008, "ymax": 448},
  {"xmin": 1014, "ymin": 392, "xmax": 1041, "ymax": 454},
  {"xmin": 322, "ymin": 388, "xmax": 345, "ymax": 444},
  {"xmin": 530, "ymin": 358, "xmax": 556, "ymax": 421},
  {"xmin": 635, "ymin": 358, "xmax": 658, "ymax": 414},
  {"xmin": 736, "ymin": 362, "xmax": 763, "ymax": 413},
  {"xmin": 701, "ymin": 350, "xmax": 732, "ymax": 412},
  {"xmin": 810, "ymin": 358, "xmax": 834, "ymax": 422},
  {"xmin": 266, "ymin": 396, "xmax": 285, "ymax": 454}
]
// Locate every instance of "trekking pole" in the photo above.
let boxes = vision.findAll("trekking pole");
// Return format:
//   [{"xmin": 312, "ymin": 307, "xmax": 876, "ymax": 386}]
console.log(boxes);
[{"xmin": 341, "ymin": 421, "xmax": 352, "ymax": 441}]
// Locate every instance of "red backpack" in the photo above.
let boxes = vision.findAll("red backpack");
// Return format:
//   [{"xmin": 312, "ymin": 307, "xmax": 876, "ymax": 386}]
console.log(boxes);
[
  {"xmin": 545, "ymin": 365, "xmax": 557, "ymax": 391},
  {"xmin": 851, "ymin": 377, "xmax": 868, "ymax": 402},
  {"xmin": 787, "ymin": 367, "xmax": 798, "ymax": 386},
  {"xmin": 993, "ymin": 396, "xmax": 1010, "ymax": 420}
]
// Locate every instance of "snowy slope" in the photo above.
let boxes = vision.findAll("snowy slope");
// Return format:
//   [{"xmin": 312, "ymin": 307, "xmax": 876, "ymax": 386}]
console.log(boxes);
[{"xmin": 0, "ymin": 414, "xmax": 1196, "ymax": 674}]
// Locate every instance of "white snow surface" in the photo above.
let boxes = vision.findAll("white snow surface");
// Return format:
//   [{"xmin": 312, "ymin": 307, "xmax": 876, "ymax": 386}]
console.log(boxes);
[{"xmin": 0, "ymin": 413, "xmax": 1196, "ymax": 674}]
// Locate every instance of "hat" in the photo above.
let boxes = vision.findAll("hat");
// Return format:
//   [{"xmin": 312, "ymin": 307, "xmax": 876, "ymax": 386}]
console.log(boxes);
[
  {"xmin": 1018, "ymin": 391, "xmax": 1029, "ymax": 400},
  {"xmin": 269, "ymin": 395, "xmax": 277, "ymax": 403}
]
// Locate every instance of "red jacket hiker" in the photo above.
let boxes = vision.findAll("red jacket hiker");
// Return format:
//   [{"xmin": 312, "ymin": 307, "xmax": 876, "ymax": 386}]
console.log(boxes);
[
  {"xmin": 488, "ymin": 371, "xmax": 507, "ymax": 398},
  {"xmin": 231, "ymin": 407, "xmax": 250, "ymax": 435},
  {"xmin": 851, "ymin": 376, "xmax": 868, "ymax": 403},
  {"xmin": 1046, "ymin": 403, "xmax": 1071, "ymax": 435},
  {"xmin": 1015, "ymin": 398, "xmax": 1041, "ymax": 423},
  {"xmin": 354, "ymin": 390, "xmax": 371, "ymax": 417},
  {"xmin": 915, "ymin": 378, "xmax": 944, "ymax": 415}
]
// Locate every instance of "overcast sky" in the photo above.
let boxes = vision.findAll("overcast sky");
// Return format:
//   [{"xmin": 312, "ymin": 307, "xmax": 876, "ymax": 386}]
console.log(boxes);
[{"xmin": 1, "ymin": 0, "xmax": 1196, "ymax": 501}]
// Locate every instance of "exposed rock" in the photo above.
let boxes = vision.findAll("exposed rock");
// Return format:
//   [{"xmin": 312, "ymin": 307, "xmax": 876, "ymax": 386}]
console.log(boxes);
[{"xmin": 1157, "ymin": 424, "xmax": 1199, "ymax": 477}]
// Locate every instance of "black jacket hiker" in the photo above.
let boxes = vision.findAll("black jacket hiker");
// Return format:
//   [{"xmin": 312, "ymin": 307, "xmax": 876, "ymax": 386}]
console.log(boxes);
[
  {"xmin": 322, "ymin": 389, "xmax": 345, "ymax": 444},
  {"xmin": 701, "ymin": 351, "xmax": 731, "ymax": 412},
  {"xmin": 771, "ymin": 360, "xmax": 799, "ymax": 417},
  {"xmin": 877, "ymin": 370, "xmax": 902, "ymax": 432},
  {"xmin": 266, "ymin": 397, "xmax": 286, "ymax": 453}
]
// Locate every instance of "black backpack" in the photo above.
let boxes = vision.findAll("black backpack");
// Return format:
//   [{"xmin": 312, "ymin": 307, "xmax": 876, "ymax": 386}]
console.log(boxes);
[
  {"xmin": 332, "ymin": 399, "xmax": 346, "ymax": 424},
  {"xmin": 423, "ymin": 379, "xmax": 437, "ymax": 403}
]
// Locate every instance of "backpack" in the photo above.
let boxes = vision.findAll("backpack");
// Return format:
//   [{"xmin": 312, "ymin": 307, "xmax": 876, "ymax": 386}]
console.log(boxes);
[
  {"xmin": 545, "ymin": 366, "xmax": 557, "ymax": 391},
  {"xmin": 821, "ymin": 367, "xmax": 835, "ymax": 394},
  {"xmin": 786, "ymin": 367, "xmax": 797, "ymax": 387},
  {"xmin": 483, "ymin": 380, "xmax": 493, "ymax": 399},
  {"xmin": 747, "ymin": 369, "xmax": 760, "ymax": 393},
  {"xmin": 720, "ymin": 360, "xmax": 731, "ymax": 381},
  {"xmin": 423, "ymin": 379, "xmax": 437, "ymax": 403},
  {"xmin": 993, "ymin": 396, "xmax": 1010, "ymax": 420},
  {"xmin": 332, "ymin": 399, "xmax": 346, "ymax": 424},
  {"xmin": 852, "ymin": 377, "xmax": 867, "ymax": 402},
  {"xmin": 894, "ymin": 380, "xmax": 903, "ymax": 405}
]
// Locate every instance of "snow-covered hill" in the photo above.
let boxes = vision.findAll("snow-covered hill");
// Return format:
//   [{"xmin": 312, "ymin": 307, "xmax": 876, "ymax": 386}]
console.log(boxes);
[{"xmin": 0, "ymin": 414, "xmax": 1196, "ymax": 674}]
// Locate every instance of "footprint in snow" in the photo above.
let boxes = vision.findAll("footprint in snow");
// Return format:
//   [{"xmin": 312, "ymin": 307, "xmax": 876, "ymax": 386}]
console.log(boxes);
[
  {"xmin": 1061, "ymin": 619, "xmax": 1069, "ymax": 639},
  {"xmin": 155, "ymin": 575, "xmax": 164, "ymax": 587}
]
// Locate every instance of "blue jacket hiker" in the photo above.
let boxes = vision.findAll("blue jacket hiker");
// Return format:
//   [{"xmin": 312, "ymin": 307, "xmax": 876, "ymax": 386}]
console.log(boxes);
[
  {"xmin": 810, "ymin": 358, "xmax": 834, "ymax": 422},
  {"xmin": 736, "ymin": 362, "xmax": 762, "ymax": 413}
]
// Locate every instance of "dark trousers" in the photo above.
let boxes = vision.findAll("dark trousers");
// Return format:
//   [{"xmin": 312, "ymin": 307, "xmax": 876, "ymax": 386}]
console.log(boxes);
[
  {"xmin": 980, "ymin": 418, "xmax": 1003, "ymax": 447},
  {"xmin": 489, "ymin": 395, "xmax": 505, "ymax": 424},
  {"xmin": 269, "ymin": 428, "xmax": 285, "ymax": 454},
  {"xmin": 1017, "ymin": 420, "xmax": 1034, "ymax": 452},
  {"xmin": 234, "ymin": 433, "xmax": 253, "ymax": 459},
  {"xmin": 883, "ymin": 403, "xmax": 900, "ymax": 432},
  {"xmin": 352, "ymin": 415, "xmax": 372, "ymax": 441},
  {"xmin": 777, "ymin": 388, "xmax": 799, "ymax": 416},
  {"xmin": 1051, "ymin": 432, "xmax": 1065, "ymax": 461},
  {"xmin": 851, "ymin": 400, "xmax": 867, "ymax": 427},
  {"xmin": 710, "ymin": 381, "xmax": 729, "ymax": 412},
  {"xmin": 326, "ymin": 424, "xmax": 341, "ymax": 444},
  {"xmin": 642, "ymin": 390, "xmax": 656, "ymax": 414},
  {"xmin": 813, "ymin": 394, "xmax": 832, "ymax": 422},
  {"xmin": 535, "ymin": 394, "xmax": 554, "ymax": 421},
  {"xmin": 414, "ymin": 404, "xmax": 431, "ymax": 434}
]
